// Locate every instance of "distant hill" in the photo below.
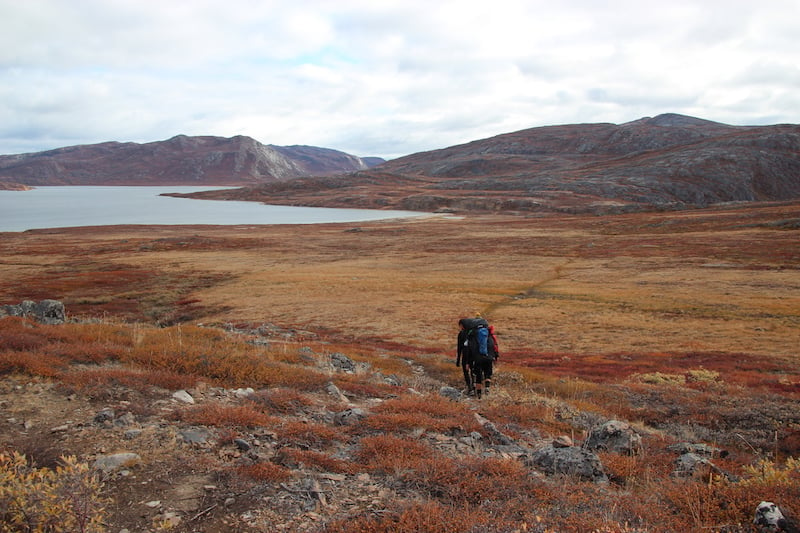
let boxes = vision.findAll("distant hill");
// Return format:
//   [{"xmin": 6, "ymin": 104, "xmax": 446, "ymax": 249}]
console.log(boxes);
[
  {"xmin": 0, "ymin": 135, "xmax": 384, "ymax": 186},
  {"xmin": 197, "ymin": 113, "xmax": 799, "ymax": 213}
]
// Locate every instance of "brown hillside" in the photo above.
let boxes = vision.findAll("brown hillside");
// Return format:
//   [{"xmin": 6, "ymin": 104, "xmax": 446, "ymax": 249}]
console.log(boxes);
[
  {"xmin": 195, "ymin": 113, "xmax": 800, "ymax": 213},
  {"xmin": 0, "ymin": 136, "xmax": 381, "ymax": 186}
]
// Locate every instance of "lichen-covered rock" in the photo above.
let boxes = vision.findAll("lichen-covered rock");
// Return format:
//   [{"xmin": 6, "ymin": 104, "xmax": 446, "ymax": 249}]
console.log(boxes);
[
  {"xmin": 93, "ymin": 452, "xmax": 141, "ymax": 473},
  {"xmin": 528, "ymin": 444, "xmax": 608, "ymax": 483},
  {"xmin": 1, "ymin": 299, "xmax": 65, "ymax": 324},
  {"xmin": 585, "ymin": 420, "xmax": 642, "ymax": 455},
  {"xmin": 754, "ymin": 501, "xmax": 794, "ymax": 532}
]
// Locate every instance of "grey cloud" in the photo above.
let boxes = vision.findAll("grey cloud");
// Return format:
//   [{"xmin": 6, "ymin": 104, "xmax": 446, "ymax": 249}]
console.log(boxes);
[{"xmin": 1, "ymin": 0, "xmax": 798, "ymax": 158}]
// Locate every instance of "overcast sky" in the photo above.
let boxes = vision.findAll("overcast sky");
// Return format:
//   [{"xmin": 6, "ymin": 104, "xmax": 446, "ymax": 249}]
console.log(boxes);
[{"xmin": 2, "ymin": 0, "xmax": 798, "ymax": 160}]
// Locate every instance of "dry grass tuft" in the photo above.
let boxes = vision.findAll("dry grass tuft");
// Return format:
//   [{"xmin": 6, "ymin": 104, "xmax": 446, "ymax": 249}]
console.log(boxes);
[
  {"xmin": 249, "ymin": 387, "xmax": 315, "ymax": 415},
  {"xmin": 363, "ymin": 394, "xmax": 481, "ymax": 434},
  {"xmin": 236, "ymin": 461, "xmax": 293, "ymax": 483},
  {"xmin": 177, "ymin": 403, "xmax": 277, "ymax": 428}
]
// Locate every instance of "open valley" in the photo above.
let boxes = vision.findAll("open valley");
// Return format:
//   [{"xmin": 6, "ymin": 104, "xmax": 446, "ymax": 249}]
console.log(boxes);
[{"xmin": 1, "ymin": 202, "xmax": 799, "ymax": 532}]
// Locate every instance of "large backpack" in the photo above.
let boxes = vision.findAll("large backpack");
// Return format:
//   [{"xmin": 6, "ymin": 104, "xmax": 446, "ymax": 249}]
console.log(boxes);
[{"xmin": 461, "ymin": 317, "xmax": 495, "ymax": 364}]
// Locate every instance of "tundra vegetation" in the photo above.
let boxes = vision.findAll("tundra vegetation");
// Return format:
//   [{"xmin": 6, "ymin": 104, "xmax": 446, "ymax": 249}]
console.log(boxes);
[{"xmin": 0, "ymin": 200, "xmax": 798, "ymax": 532}]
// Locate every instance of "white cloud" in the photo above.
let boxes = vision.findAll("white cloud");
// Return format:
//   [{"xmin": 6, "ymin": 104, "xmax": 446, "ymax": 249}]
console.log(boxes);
[{"xmin": 1, "ymin": 0, "xmax": 798, "ymax": 159}]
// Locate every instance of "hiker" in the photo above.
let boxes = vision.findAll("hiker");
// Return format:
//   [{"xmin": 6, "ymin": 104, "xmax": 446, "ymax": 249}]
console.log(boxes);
[
  {"xmin": 458, "ymin": 316, "xmax": 497, "ymax": 398},
  {"xmin": 456, "ymin": 318, "xmax": 475, "ymax": 395},
  {"xmin": 480, "ymin": 324, "xmax": 499, "ymax": 394}
]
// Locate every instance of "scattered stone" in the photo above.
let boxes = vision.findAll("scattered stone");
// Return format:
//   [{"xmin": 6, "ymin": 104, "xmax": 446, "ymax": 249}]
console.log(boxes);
[
  {"xmin": 754, "ymin": 501, "xmax": 794, "ymax": 532},
  {"xmin": 330, "ymin": 352, "xmax": 356, "ymax": 373},
  {"xmin": 114, "ymin": 412, "xmax": 136, "ymax": 427},
  {"xmin": 439, "ymin": 386, "xmax": 462, "ymax": 401},
  {"xmin": 123, "ymin": 429, "xmax": 142, "ymax": 440},
  {"xmin": 232, "ymin": 387, "xmax": 255, "ymax": 398},
  {"xmin": 474, "ymin": 413, "xmax": 515, "ymax": 446},
  {"xmin": 179, "ymin": 428, "xmax": 212, "ymax": 446},
  {"xmin": 234, "ymin": 438, "xmax": 251, "ymax": 451},
  {"xmin": 50, "ymin": 424, "xmax": 69, "ymax": 433},
  {"xmin": 381, "ymin": 374, "xmax": 401, "ymax": 386},
  {"xmin": 334, "ymin": 408, "xmax": 367, "ymax": 426},
  {"xmin": 172, "ymin": 390, "xmax": 195, "ymax": 404},
  {"xmin": 93, "ymin": 452, "xmax": 141, "ymax": 473},
  {"xmin": 94, "ymin": 407, "xmax": 115, "ymax": 424},
  {"xmin": 667, "ymin": 442, "xmax": 728, "ymax": 458},
  {"xmin": 672, "ymin": 452, "xmax": 735, "ymax": 481},
  {"xmin": 528, "ymin": 445, "xmax": 608, "ymax": 483},
  {"xmin": 325, "ymin": 382, "xmax": 350, "ymax": 403},
  {"xmin": 145, "ymin": 500, "xmax": 161, "ymax": 508},
  {"xmin": 553, "ymin": 435, "xmax": 574, "ymax": 448},
  {"xmin": 584, "ymin": 420, "xmax": 642, "ymax": 455},
  {"xmin": 0, "ymin": 299, "xmax": 65, "ymax": 324}
]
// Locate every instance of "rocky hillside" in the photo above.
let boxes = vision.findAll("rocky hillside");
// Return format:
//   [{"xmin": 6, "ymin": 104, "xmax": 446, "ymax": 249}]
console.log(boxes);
[
  {"xmin": 2, "ymin": 306, "xmax": 798, "ymax": 532},
  {"xmin": 381, "ymin": 113, "xmax": 800, "ymax": 207},
  {"xmin": 200, "ymin": 113, "xmax": 800, "ymax": 213},
  {"xmin": 0, "ymin": 135, "xmax": 383, "ymax": 186}
]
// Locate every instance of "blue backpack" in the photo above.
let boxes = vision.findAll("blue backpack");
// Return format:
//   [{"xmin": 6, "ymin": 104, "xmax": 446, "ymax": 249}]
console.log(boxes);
[{"xmin": 461, "ymin": 317, "xmax": 495, "ymax": 363}]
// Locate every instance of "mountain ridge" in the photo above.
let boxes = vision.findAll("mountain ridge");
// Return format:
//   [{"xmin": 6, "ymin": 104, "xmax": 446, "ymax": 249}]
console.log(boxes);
[
  {"xmin": 0, "ymin": 135, "xmax": 383, "ymax": 186},
  {"xmin": 218, "ymin": 112, "xmax": 798, "ymax": 213},
  {"xmin": 2, "ymin": 113, "xmax": 798, "ymax": 214}
]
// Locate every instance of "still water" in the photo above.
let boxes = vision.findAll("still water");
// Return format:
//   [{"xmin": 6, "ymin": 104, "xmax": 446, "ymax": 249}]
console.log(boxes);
[{"xmin": 0, "ymin": 186, "xmax": 426, "ymax": 232}]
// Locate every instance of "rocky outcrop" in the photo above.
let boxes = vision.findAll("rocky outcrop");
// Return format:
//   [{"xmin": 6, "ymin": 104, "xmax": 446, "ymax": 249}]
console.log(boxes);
[
  {"xmin": 527, "ymin": 443, "xmax": 608, "ymax": 483},
  {"xmin": 0, "ymin": 299, "xmax": 65, "ymax": 325},
  {"xmin": 0, "ymin": 136, "xmax": 383, "ymax": 186},
  {"xmin": 584, "ymin": 420, "xmax": 642, "ymax": 455},
  {"xmin": 754, "ymin": 501, "xmax": 797, "ymax": 532}
]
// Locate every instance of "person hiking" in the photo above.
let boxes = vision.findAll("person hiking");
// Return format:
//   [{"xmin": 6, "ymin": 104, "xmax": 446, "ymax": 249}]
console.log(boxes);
[
  {"xmin": 458, "ymin": 316, "xmax": 496, "ymax": 398},
  {"xmin": 482, "ymin": 324, "xmax": 500, "ymax": 394},
  {"xmin": 456, "ymin": 318, "xmax": 475, "ymax": 395}
]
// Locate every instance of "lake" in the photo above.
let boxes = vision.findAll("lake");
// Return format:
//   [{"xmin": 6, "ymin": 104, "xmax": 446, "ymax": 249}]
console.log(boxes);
[{"xmin": 0, "ymin": 186, "xmax": 426, "ymax": 232}]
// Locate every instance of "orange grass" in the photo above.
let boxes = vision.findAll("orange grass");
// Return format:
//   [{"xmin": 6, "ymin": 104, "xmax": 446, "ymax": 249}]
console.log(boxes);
[
  {"xmin": 59, "ymin": 367, "xmax": 196, "ymax": 394},
  {"xmin": 274, "ymin": 448, "xmax": 357, "ymax": 474},
  {"xmin": 355, "ymin": 435, "xmax": 436, "ymax": 475},
  {"xmin": 318, "ymin": 500, "xmax": 522, "ymax": 533},
  {"xmin": 275, "ymin": 420, "xmax": 341, "ymax": 449},
  {"xmin": 363, "ymin": 394, "xmax": 482, "ymax": 434},
  {"xmin": 177, "ymin": 403, "xmax": 278, "ymax": 428},
  {"xmin": 236, "ymin": 461, "xmax": 292, "ymax": 483}
]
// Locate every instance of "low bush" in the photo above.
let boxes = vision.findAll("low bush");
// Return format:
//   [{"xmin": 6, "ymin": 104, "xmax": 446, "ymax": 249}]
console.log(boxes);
[
  {"xmin": 0, "ymin": 451, "xmax": 107, "ymax": 533},
  {"xmin": 355, "ymin": 435, "xmax": 435, "ymax": 476},
  {"xmin": 276, "ymin": 420, "xmax": 342, "ymax": 449},
  {"xmin": 236, "ymin": 461, "xmax": 292, "ymax": 483},
  {"xmin": 363, "ymin": 394, "xmax": 481, "ymax": 434},
  {"xmin": 249, "ymin": 387, "xmax": 315, "ymax": 414},
  {"xmin": 177, "ymin": 403, "xmax": 277, "ymax": 428},
  {"xmin": 274, "ymin": 449, "xmax": 357, "ymax": 474}
]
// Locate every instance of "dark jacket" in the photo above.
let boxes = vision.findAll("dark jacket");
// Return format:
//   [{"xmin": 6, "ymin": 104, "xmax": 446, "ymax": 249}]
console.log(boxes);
[{"xmin": 456, "ymin": 328, "xmax": 469, "ymax": 367}]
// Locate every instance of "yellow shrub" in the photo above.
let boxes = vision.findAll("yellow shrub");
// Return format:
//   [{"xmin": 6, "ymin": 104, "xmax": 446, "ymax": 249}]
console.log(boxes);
[{"xmin": 0, "ymin": 451, "xmax": 107, "ymax": 532}]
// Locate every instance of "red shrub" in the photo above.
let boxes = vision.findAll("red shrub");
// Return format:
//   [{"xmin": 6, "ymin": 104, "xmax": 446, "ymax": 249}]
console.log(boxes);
[
  {"xmin": 236, "ymin": 461, "xmax": 292, "ymax": 483},
  {"xmin": 178, "ymin": 403, "xmax": 277, "ymax": 428}
]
